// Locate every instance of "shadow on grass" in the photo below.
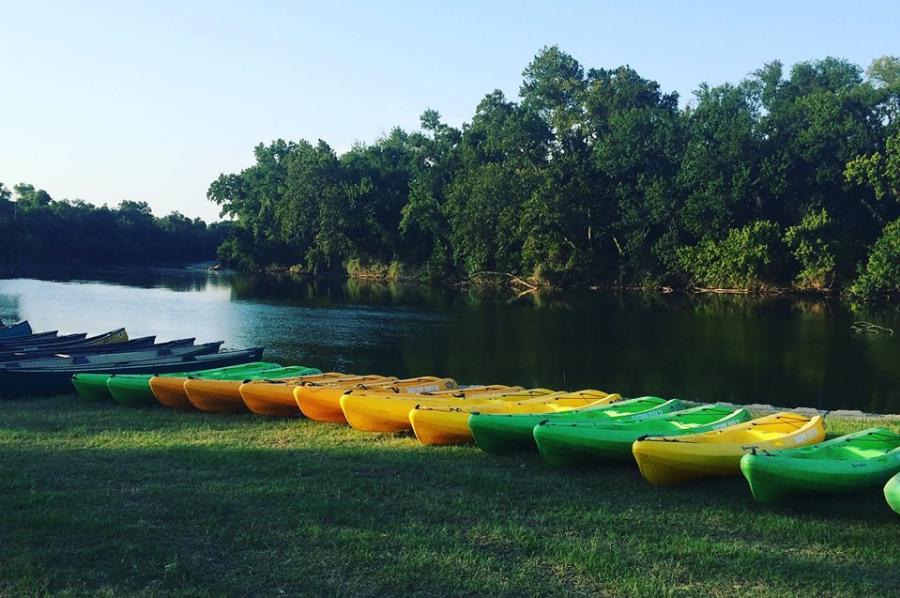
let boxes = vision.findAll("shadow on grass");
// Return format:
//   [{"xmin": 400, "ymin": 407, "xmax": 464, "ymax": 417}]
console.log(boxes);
[{"xmin": 1, "ymin": 397, "xmax": 898, "ymax": 595}]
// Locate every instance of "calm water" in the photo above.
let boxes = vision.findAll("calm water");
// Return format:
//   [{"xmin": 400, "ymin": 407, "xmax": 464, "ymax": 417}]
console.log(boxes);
[{"xmin": 1, "ymin": 268, "xmax": 898, "ymax": 413}]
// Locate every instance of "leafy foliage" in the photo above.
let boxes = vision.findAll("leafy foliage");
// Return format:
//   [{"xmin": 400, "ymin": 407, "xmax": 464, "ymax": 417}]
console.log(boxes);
[
  {"xmin": 207, "ymin": 48, "xmax": 900, "ymax": 298},
  {"xmin": 676, "ymin": 221, "xmax": 786, "ymax": 289},
  {"xmin": 851, "ymin": 218, "xmax": 900, "ymax": 299},
  {"xmin": 0, "ymin": 182, "xmax": 228, "ymax": 268}
]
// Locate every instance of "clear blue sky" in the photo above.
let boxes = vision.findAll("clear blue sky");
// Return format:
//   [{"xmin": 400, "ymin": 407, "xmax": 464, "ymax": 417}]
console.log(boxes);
[{"xmin": 1, "ymin": 1, "xmax": 898, "ymax": 221}]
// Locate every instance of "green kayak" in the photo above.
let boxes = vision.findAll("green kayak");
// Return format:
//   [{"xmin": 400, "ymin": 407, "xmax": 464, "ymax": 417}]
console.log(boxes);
[
  {"xmin": 886, "ymin": 474, "xmax": 900, "ymax": 515},
  {"xmin": 740, "ymin": 428, "xmax": 900, "ymax": 503},
  {"xmin": 469, "ymin": 396, "xmax": 680, "ymax": 454},
  {"xmin": 534, "ymin": 403, "xmax": 751, "ymax": 466},
  {"xmin": 72, "ymin": 362, "xmax": 281, "ymax": 403}
]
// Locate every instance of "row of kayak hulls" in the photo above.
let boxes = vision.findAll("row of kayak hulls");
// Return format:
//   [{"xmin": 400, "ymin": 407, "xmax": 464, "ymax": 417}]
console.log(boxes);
[{"xmin": 70, "ymin": 366, "xmax": 900, "ymax": 511}]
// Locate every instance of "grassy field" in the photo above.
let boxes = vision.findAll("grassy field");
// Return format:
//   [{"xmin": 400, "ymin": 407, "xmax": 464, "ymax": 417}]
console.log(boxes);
[{"xmin": 1, "ymin": 397, "xmax": 898, "ymax": 597}]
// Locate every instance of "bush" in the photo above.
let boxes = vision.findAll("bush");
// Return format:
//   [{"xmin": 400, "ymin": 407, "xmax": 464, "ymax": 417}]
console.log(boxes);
[
  {"xmin": 676, "ymin": 221, "xmax": 786, "ymax": 289},
  {"xmin": 784, "ymin": 208, "xmax": 837, "ymax": 290},
  {"xmin": 850, "ymin": 218, "xmax": 900, "ymax": 300}
]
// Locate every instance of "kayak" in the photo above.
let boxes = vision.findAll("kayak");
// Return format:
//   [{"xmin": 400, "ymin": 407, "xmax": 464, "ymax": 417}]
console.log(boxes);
[
  {"xmin": 469, "ymin": 396, "xmax": 679, "ymax": 454},
  {"xmin": 740, "ymin": 428, "xmax": 900, "ymax": 503},
  {"xmin": 296, "ymin": 377, "xmax": 459, "ymax": 423},
  {"xmin": 2, "ymin": 347, "xmax": 264, "ymax": 398},
  {"xmin": 632, "ymin": 412, "xmax": 826, "ymax": 485},
  {"xmin": 342, "ymin": 388, "xmax": 563, "ymax": 433},
  {"xmin": 148, "ymin": 363, "xmax": 297, "ymax": 409},
  {"xmin": 102, "ymin": 361, "xmax": 284, "ymax": 406},
  {"xmin": 409, "ymin": 390, "xmax": 620, "ymax": 446},
  {"xmin": 238, "ymin": 373, "xmax": 365, "ymax": 417},
  {"xmin": 182, "ymin": 366, "xmax": 323, "ymax": 413},
  {"xmin": 534, "ymin": 404, "xmax": 752, "ymax": 466},
  {"xmin": 0, "ymin": 321, "xmax": 32, "ymax": 339},
  {"xmin": 886, "ymin": 474, "xmax": 900, "ymax": 515}
]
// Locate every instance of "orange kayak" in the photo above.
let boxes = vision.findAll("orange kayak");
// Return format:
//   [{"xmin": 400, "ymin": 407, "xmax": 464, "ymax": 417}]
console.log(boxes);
[
  {"xmin": 239, "ymin": 374, "xmax": 378, "ymax": 417},
  {"xmin": 184, "ymin": 372, "xmax": 343, "ymax": 414},
  {"xmin": 149, "ymin": 376, "xmax": 195, "ymax": 409},
  {"xmin": 296, "ymin": 376, "xmax": 459, "ymax": 423}
]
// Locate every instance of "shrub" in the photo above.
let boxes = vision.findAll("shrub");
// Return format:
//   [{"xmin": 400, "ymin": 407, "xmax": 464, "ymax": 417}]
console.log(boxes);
[
  {"xmin": 850, "ymin": 218, "xmax": 900, "ymax": 300},
  {"xmin": 676, "ymin": 220, "xmax": 786, "ymax": 289},
  {"xmin": 784, "ymin": 208, "xmax": 837, "ymax": 290}
]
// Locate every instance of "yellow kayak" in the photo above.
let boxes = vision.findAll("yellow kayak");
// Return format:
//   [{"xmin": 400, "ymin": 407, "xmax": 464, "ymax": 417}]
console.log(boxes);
[
  {"xmin": 341, "ymin": 388, "xmax": 555, "ymax": 433},
  {"xmin": 239, "ymin": 373, "xmax": 369, "ymax": 417},
  {"xmin": 296, "ymin": 376, "xmax": 458, "ymax": 423},
  {"xmin": 632, "ymin": 412, "xmax": 826, "ymax": 485},
  {"xmin": 409, "ymin": 390, "xmax": 620, "ymax": 445}
]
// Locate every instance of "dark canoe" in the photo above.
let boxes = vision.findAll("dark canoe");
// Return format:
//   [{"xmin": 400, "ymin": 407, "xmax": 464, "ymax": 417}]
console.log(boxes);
[
  {"xmin": 0, "ymin": 330, "xmax": 67, "ymax": 347},
  {"xmin": 0, "ymin": 337, "xmax": 196, "ymax": 362},
  {"xmin": 0, "ymin": 328, "xmax": 127, "ymax": 349},
  {"xmin": 0, "ymin": 347, "xmax": 265, "ymax": 397},
  {"xmin": 0, "ymin": 321, "xmax": 33, "ymax": 339},
  {"xmin": 0, "ymin": 342, "xmax": 223, "ymax": 371},
  {"xmin": 0, "ymin": 328, "xmax": 127, "ymax": 353}
]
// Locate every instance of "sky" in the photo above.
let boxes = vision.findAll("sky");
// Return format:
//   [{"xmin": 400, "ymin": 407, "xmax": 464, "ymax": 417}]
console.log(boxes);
[{"xmin": 1, "ymin": 1, "xmax": 898, "ymax": 222}]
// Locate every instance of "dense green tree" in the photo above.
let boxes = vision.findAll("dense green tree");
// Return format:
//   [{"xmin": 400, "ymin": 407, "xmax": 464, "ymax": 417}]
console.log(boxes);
[{"xmin": 196, "ymin": 47, "xmax": 900, "ymax": 301}]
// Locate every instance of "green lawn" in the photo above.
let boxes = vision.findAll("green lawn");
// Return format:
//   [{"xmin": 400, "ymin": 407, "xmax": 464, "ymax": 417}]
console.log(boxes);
[{"xmin": 1, "ymin": 397, "xmax": 897, "ymax": 597}]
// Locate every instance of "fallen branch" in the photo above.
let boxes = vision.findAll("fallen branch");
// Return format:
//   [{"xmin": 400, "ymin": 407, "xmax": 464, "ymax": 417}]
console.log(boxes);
[{"xmin": 467, "ymin": 271, "xmax": 539, "ymax": 291}]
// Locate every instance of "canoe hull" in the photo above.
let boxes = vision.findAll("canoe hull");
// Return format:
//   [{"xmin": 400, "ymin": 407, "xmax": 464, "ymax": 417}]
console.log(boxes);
[
  {"xmin": 632, "ymin": 414, "xmax": 826, "ymax": 485},
  {"xmin": 240, "ymin": 382, "xmax": 303, "ymax": 417},
  {"xmin": 107, "ymin": 375, "xmax": 159, "ymax": 407},
  {"xmin": 71, "ymin": 373, "xmax": 116, "ymax": 401},
  {"xmin": 469, "ymin": 413, "xmax": 549, "ymax": 454},
  {"xmin": 471, "ymin": 397, "xmax": 677, "ymax": 455},
  {"xmin": 535, "ymin": 406, "xmax": 751, "ymax": 466},
  {"xmin": 410, "ymin": 392, "xmax": 617, "ymax": 446},
  {"xmin": 184, "ymin": 379, "xmax": 249, "ymax": 413},
  {"xmin": 739, "ymin": 429, "xmax": 900, "ymax": 503},
  {"xmin": 886, "ymin": 474, "xmax": 900, "ymax": 515},
  {"xmin": 741, "ymin": 453, "xmax": 900, "ymax": 503}
]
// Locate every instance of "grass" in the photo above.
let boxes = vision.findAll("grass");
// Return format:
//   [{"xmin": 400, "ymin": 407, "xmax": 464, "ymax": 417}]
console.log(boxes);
[{"xmin": 0, "ymin": 397, "xmax": 898, "ymax": 597}]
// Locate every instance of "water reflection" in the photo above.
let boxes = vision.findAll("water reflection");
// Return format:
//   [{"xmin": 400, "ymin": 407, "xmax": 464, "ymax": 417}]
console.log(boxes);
[{"xmin": 0, "ymin": 269, "xmax": 897, "ymax": 413}]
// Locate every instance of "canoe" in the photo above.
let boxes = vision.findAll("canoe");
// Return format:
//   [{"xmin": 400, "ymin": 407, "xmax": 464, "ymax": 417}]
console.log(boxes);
[
  {"xmin": 632, "ymin": 412, "xmax": 826, "ymax": 485},
  {"xmin": 2, "ymin": 336, "xmax": 187, "ymax": 363},
  {"xmin": 0, "ymin": 331, "xmax": 71, "ymax": 347},
  {"xmin": 0, "ymin": 341, "xmax": 222, "ymax": 370},
  {"xmin": 182, "ymin": 366, "xmax": 323, "ymax": 413},
  {"xmin": 1, "ymin": 347, "xmax": 264, "ymax": 398},
  {"xmin": 534, "ymin": 404, "xmax": 752, "ymax": 466},
  {"xmin": 409, "ymin": 390, "xmax": 620, "ymax": 446},
  {"xmin": 238, "ymin": 373, "xmax": 363, "ymax": 417},
  {"xmin": 886, "ymin": 474, "xmax": 900, "ymax": 515},
  {"xmin": 469, "ymin": 396, "xmax": 679, "ymax": 454},
  {"xmin": 102, "ymin": 361, "xmax": 284, "ymax": 406},
  {"xmin": 0, "ymin": 328, "xmax": 128, "ymax": 352},
  {"xmin": 296, "ymin": 376, "xmax": 458, "ymax": 423},
  {"xmin": 740, "ymin": 428, "xmax": 900, "ymax": 503},
  {"xmin": 342, "ymin": 387, "xmax": 551, "ymax": 433},
  {"xmin": 0, "ymin": 321, "xmax": 32, "ymax": 339}
]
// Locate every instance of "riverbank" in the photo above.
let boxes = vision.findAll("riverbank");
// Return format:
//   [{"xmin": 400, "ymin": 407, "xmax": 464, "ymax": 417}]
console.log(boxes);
[{"xmin": 1, "ymin": 396, "xmax": 897, "ymax": 596}]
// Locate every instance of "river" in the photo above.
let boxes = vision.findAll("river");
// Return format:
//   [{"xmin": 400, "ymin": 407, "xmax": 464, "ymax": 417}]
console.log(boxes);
[{"xmin": 0, "ymin": 268, "xmax": 897, "ymax": 413}]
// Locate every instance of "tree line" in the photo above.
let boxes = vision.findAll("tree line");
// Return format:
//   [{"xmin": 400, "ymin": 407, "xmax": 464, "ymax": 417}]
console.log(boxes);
[
  {"xmin": 0, "ymin": 183, "xmax": 231, "ymax": 269},
  {"xmin": 210, "ymin": 47, "xmax": 900, "ymax": 300}
]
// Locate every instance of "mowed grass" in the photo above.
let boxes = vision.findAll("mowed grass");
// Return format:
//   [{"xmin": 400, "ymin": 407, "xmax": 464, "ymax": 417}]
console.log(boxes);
[{"xmin": 0, "ymin": 397, "xmax": 898, "ymax": 597}]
